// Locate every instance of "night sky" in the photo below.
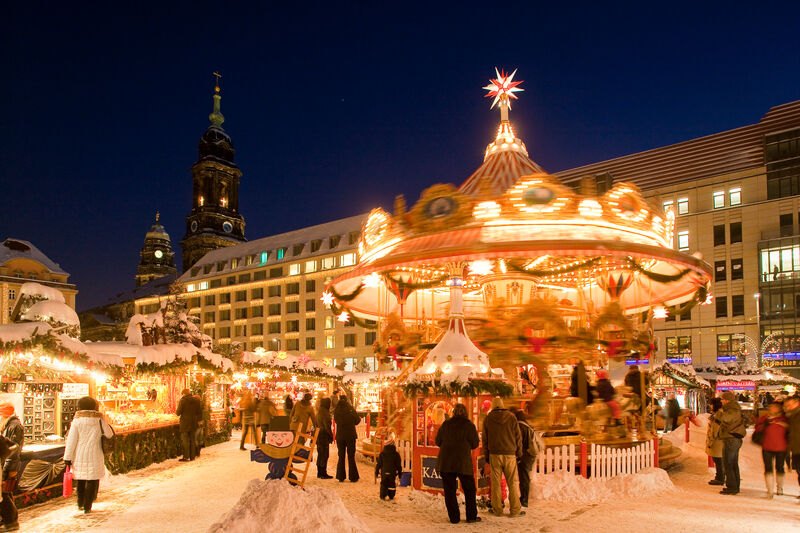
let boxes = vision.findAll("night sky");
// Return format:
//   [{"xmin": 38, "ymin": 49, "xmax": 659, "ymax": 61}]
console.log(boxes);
[{"xmin": 3, "ymin": 2, "xmax": 800, "ymax": 310}]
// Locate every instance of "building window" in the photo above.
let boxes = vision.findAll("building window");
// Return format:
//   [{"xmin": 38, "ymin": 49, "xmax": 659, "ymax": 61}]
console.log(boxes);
[
  {"xmin": 717, "ymin": 334, "xmax": 744, "ymax": 362},
  {"xmin": 286, "ymin": 320, "xmax": 300, "ymax": 332},
  {"xmin": 235, "ymin": 325, "xmax": 247, "ymax": 337},
  {"xmin": 269, "ymin": 267, "xmax": 283, "ymax": 278},
  {"xmin": 364, "ymin": 356, "xmax": 378, "ymax": 372},
  {"xmin": 365, "ymin": 331, "xmax": 376, "ymax": 345},
  {"xmin": 326, "ymin": 335, "xmax": 335, "ymax": 349},
  {"xmin": 217, "ymin": 261, "xmax": 226, "ymax": 271},
  {"xmin": 199, "ymin": 281, "xmax": 209, "ymax": 290},
  {"xmin": 210, "ymin": 279, "xmax": 222, "ymax": 288},
  {"xmin": 260, "ymin": 252, "xmax": 269, "ymax": 264},
  {"xmin": 252, "ymin": 306, "xmax": 264, "ymax": 318},
  {"xmin": 715, "ymin": 260, "xmax": 727, "ymax": 282},
  {"xmin": 219, "ymin": 310, "xmax": 231, "ymax": 321},
  {"xmin": 677, "ymin": 231, "xmax": 689, "ymax": 251},
  {"xmin": 204, "ymin": 327, "xmax": 215, "ymax": 339},
  {"xmin": 276, "ymin": 248, "xmax": 286, "ymax": 260},
  {"xmin": 235, "ymin": 307, "xmax": 248, "ymax": 319},
  {"xmin": 666, "ymin": 336, "xmax": 692, "ymax": 363},
  {"xmin": 287, "ymin": 283, "xmax": 300, "ymax": 295},
  {"xmin": 729, "ymin": 188, "xmax": 741, "ymax": 206},
  {"xmin": 268, "ymin": 338, "xmax": 281, "ymax": 350},
  {"xmin": 254, "ymin": 270, "xmax": 267, "ymax": 281},
  {"xmin": 219, "ymin": 326, "xmax": 231, "ymax": 338},
  {"xmin": 321, "ymin": 257, "xmax": 336, "ymax": 270},
  {"xmin": 251, "ymin": 340, "xmax": 263, "ymax": 348},
  {"xmin": 287, "ymin": 301, "xmax": 300, "ymax": 314},
  {"xmin": 305, "ymin": 260, "xmax": 317, "ymax": 273},
  {"xmin": 286, "ymin": 338, "xmax": 299, "ymax": 351},
  {"xmin": 329, "ymin": 235, "xmax": 342, "ymax": 248},
  {"xmin": 238, "ymin": 274, "xmax": 251, "ymax": 283},
  {"xmin": 713, "ymin": 191, "xmax": 725, "ymax": 209},
  {"xmin": 190, "ymin": 297, "xmax": 201, "ymax": 308},
  {"xmin": 306, "ymin": 299, "xmax": 316, "ymax": 312},
  {"xmin": 204, "ymin": 311, "xmax": 215, "ymax": 323},
  {"xmin": 268, "ymin": 285, "xmax": 281, "ymax": 297},
  {"xmin": 340, "ymin": 253, "xmax": 356, "ymax": 267},
  {"xmin": 268, "ymin": 322, "xmax": 281, "ymax": 334},
  {"xmin": 235, "ymin": 290, "xmax": 247, "ymax": 302},
  {"xmin": 231, "ymin": 258, "xmax": 239, "ymax": 269},
  {"xmin": 730, "ymin": 222, "xmax": 742, "ymax": 244},
  {"xmin": 325, "ymin": 316, "xmax": 335, "ymax": 329},
  {"xmin": 344, "ymin": 333, "xmax": 356, "ymax": 347},
  {"xmin": 677, "ymin": 197, "xmax": 689, "ymax": 215},
  {"xmin": 7, "ymin": 290, "xmax": 15, "ymax": 300},
  {"xmin": 226, "ymin": 276, "xmax": 236, "ymax": 286},
  {"xmin": 268, "ymin": 303, "xmax": 281, "ymax": 316},
  {"xmin": 713, "ymin": 225, "xmax": 726, "ymax": 246},
  {"xmin": 186, "ymin": 284, "xmax": 196, "ymax": 292},
  {"xmin": 251, "ymin": 288, "xmax": 263, "ymax": 299},
  {"xmin": 204, "ymin": 295, "xmax": 215, "ymax": 306},
  {"xmin": 780, "ymin": 213, "xmax": 794, "ymax": 237},
  {"xmin": 311, "ymin": 239, "xmax": 322, "ymax": 252},
  {"xmin": 731, "ymin": 258, "xmax": 743, "ymax": 280},
  {"xmin": 678, "ymin": 307, "xmax": 692, "ymax": 321},
  {"xmin": 306, "ymin": 280, "xmax": 316, "ymax": 292},
  {"xmin": 765, "ymin": 128, "xmax": 800, "ymax": 200},
  {"xmin": 293, "ymin": 244, "xmax": 305, "ymax": 256},
  {"xmin": 716, "ymin": 296, "xmax": 728, "ymax": 318},
  {"xmin": 760, "ymin": 244, "xmax": 800, "ymax": 281},
  {"xmin": 731, "ymin": 295, "xmax": 744, "ymax": 316},
  {"xmin": 305, "ymin": 318, "xmax": 316, "ymax": 330},
  {"xmin": 289, "ymin": 264, "xmax": 301, "ymax": 276},
  {"xmin": 344, "ymin": 357, "xmax": 357, "ymax": 372},
  {"xmin": 662, "ymin": 200, "xmax": 673, "ymax": 213},
  {"xmin": 306, "ymin": 337, "xmax": 315, "ymax": 350}
]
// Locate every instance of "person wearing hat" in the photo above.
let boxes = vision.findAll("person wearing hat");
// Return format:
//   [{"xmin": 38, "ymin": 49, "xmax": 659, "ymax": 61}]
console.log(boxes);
[
  {"xmin": 64, "ymin": 396, "xmax": 114, "ymax": 513},
  {"xmin": 715, "ymin": 391, "xmax": 746, "ymax": 495},
  {"xmin": 0, "ymin": 403, "xmax": 22, "ymax": 530},
  {"xmin": 482, "ymin": 396, "xmax": 524, "ymax": 517}
]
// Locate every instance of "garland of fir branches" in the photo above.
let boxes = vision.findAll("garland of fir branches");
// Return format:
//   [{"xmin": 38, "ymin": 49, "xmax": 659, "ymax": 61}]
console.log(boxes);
[
  {"xmin": 402, "ymin": 379, "xmax": 513, "ymax": 398},
  {"xmin": 625, "ymin": 258, "xmax": 694, "ymax": 284},
  {"xmin": 506, "ymin": 257, "xmax": 601, "ymax": 277},
  {"xmin": 328, "ymin": 283, "xmax": 365, "ymax": 302},
  {"xmin": 330, "ymin": 302, "xmax": 379, "ymax": 330},
  {"xmin": 381, "ymin": 272, "xmax": 450, "ymax": 292}
]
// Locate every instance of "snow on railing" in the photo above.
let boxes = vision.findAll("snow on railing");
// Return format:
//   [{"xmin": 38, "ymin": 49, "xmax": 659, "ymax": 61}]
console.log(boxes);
[{"xmin": 534, "ymin": 439, "xmax": 656, "ymax": 479}]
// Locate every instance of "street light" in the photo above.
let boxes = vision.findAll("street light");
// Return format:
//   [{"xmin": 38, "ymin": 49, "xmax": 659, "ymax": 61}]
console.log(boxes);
[{"xmin": 754, "ymin": 293, "xmax": 761, "ymax": 366}]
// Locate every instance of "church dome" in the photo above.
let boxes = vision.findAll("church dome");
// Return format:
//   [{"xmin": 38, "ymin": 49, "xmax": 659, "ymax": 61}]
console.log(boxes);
[{"xmin": 198, "ymin": 125, "xmax": 236, "ymax": 164}]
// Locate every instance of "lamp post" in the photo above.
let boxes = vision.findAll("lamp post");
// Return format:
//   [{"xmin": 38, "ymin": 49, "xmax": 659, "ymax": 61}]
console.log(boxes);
[{"xmin": 754, "ymin": 293, "xmax": 761, "ymax": 367}]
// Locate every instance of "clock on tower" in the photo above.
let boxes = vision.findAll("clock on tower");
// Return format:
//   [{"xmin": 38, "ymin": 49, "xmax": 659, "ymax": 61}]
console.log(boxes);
[{"xmin": 136, "ymin": 212, "xmax": 177, "ymax": 287}]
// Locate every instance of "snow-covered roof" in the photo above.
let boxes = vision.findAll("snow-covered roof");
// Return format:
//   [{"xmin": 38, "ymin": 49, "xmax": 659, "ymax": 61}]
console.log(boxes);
[
  {"xmin": 0, "ymin": 322, "xmax": 125, "ymax": 367},
  {"xmin": 0, "ymin": 322, "xmax": 53, "ymax": 343},
  {"xmin": 652, "ymin": 361, "xmax": 712, "ymax": 389},
  {"xmin": 179, "ymin": 214, "xmax": 367, "ymax": 282},
  {"xmin": 20, "ymin": 300, "xmax": 80, "ymax": 326},
  {"xmin": 0, "ymin": 239, "xmax": 68, "ymax": 275},
  {"xmin": 240, "ymin": 350, "xmax": 343, "ymax": 377},
  {"xmin": 342, "ymin": 370, "xmax": 401, "ymax": 383},
  {"xmin": 85, "ymin": 341, "xmax": 233, "ymax": 372},
  {"xmin": 95, "ymin": 274, "xmax": 175, "ymax": 308},
  {"xmin": 19, "ymin": 282, "xmax": 66, "ymax": 303}
]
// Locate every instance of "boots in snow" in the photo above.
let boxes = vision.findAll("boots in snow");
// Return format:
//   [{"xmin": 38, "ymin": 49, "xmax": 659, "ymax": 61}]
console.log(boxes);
[
  {"xmin": 765, "ymin": 472, "xmax": 774, "ymax": 499},
  {"xmin": 776, "ymin": 473, "xmax": 784, "ymax": 496}
]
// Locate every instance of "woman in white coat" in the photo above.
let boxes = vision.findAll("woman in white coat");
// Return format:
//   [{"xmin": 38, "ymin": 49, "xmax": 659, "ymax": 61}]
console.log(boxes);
[{"xmin": 63, "ymin": 396, "xmax": 114, "ymax": 513}]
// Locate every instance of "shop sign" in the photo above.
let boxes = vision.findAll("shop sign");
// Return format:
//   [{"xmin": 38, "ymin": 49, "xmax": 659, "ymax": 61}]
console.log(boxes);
[
  {"xmin": 763, "ymin": 353, "xmax": 800, "ymax": 368},
  {"xmin": 625, "ymin": 358, "xmax": 649, "ymax": 366},
  {"xmin": 716, "ymin": 380, "xmax": 756, "ymax": 391},
  {"xmin": 716, "ymin": 356, "xmax": 738, "ymax": 363},
  {"xmin": 666, "ymin": 357, "xmax": 692, "ymax": 365},
  {"xmin": 421, "ymin": 455, "xmax": 443, "ymax": 489}
]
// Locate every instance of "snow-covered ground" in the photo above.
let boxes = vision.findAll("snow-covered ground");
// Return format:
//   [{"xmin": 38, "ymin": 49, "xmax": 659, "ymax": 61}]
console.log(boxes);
[{"xmin": 18, "ymin": 429, "xmax": 800, "ymax": 533}]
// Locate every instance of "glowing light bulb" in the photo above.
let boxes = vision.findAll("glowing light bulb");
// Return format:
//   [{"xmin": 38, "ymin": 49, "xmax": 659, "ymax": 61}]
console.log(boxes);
[
  {"xmin": 320, "ymin": 291, "xmax": 335, "ymax": 306},
  {"xmin": 337, "ymin": 311, "xmax": 350, "ymax": 323},
  {"xmin": 653, "ymin": 306, "xmax": 669, "ymax": 319},
  {"xmin": 362, "ymin": 272, "xmax": 382, "ymax": 288},
  {"xmin": 469, "ymin": 260, "xmax": 494, "ymax": 276}
]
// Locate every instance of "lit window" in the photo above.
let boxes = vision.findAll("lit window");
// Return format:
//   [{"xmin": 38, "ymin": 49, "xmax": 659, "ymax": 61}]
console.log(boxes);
[
  {"xmin": 231, "ymin": 258, "xmax": 239, "ymax": 269},
  {"xmin": 729, "ymin": 188, "xmax": 741, "ymax": 206},
  {"xmin": 677, "ymin": 231, "xmax": 689, "ymax": 251},
  {"xmin": 220, "ymin": 197, "xmax": 228, "ymax": 207},
  {"xmin": 289, "ymin": 264, "xmax": 301, "ymax": 276},
  {"xmin": 321, "ymin": 257, "xmax": 336, "ymax": 270},
  {"xmin": 198, "ymin": 196, "xmax": 204, "ymax": 206},
  {"xmin": 325, "ymin": 316, "xmax": 335, "ymax": 329},
  {"xmin": 677, "ymin": 198, "xmax": 689, "ymax": 215},
  {"xmin": 8, "ymin": 290, "xmax": 15, "ymax": 300},
  {"xmin": 305, "ymin": 260, "xmax": 317, "ymax": 273},
  {"xmin": 326, "ymin": 335, "xmax": 335, "ymax": 349},
  {"xmin": 186, "ymin": 284, "xmax": 196, "ymax": 292},
  {"xmin": 277, "ymin": 248, "xmax": 287, "ymax": 260},
  {"xmin": 260, "ymin": 252, "xmax": 269, "ymax": 264},
  {"xmin": 340, "ymin": 253, "xmax": 356, "ymax": 267},
  {"xmin": 662, "ymin": 200, "xmax": 673, "ymax": 213},
  {"xmin": 199, "ymin": 281, "xmax": 209, "ymax": 290},
  {"xmin": 713, "ymin": 191, "xmax": 725, "ymax": 209}
]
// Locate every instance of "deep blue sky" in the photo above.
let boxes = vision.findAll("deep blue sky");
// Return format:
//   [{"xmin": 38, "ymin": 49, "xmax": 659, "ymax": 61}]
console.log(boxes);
[{"xmin": 3, "ymin": 2, "xmax": 799, "ymax": 310}]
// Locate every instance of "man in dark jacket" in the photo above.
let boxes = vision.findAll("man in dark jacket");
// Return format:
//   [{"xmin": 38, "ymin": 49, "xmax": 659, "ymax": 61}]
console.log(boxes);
[
  {"xmin": 624, "ymin": 365, "xmax": 643, "ymax": 398},
  {"xmin": 716, "ymin": 391, "xmax": 746, "ymax": 495},
  {"xmin": 0, "ymin": 403, "xmax": 23, "ymax": 531},
  {"xmin": 783, "ymin": 395, "xmax": 800, "ymax": 494},
  {"xmin": 482, "ymin": 397, "xmax": 524, "ymax": 517},
  {"xmin": 375, "ymin": 443, "xmax": 403, "ymax": 500},
  {"xmin": 316, "ymin": 397, "xmax": 334, "ymax": 479},
  {"xmin": 176, "ymin": 389, "xmax": 199, "ymax": 461},
  {"xmin": 514, "ymin": 410, "xmax": 536, "ymax": 507},
  {"xmin": 333, "ymin": 396, "xmax": 361, "ymax": 482},
  {"xmin": 436, "ymin": 403, "xmax": 480, "ymax": 524},
  {"xmin": 664, "ymin": 393, "xmax": 682, "ymax": 432}
]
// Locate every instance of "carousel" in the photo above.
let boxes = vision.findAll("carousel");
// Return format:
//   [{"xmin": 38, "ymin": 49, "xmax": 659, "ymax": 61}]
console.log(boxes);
[{"xmin": 325, "ymin": 70, "xmax": 713, "ymax": 490}]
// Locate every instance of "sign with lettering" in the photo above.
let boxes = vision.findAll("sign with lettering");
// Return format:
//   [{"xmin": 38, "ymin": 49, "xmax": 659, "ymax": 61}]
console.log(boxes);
[
  {"xmin": 716, "ymin": 380, "xmax": 756, "ymax": 391},
  {"xmin": 421, "ymin": 455, "xmax": 443, "ymax": 490}
]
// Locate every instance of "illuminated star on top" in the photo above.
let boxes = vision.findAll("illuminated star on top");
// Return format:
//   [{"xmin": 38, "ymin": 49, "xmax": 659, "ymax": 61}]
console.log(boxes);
[{"xmin": 483, "ymin": 68, "xmax": 524, "ymax": 110}]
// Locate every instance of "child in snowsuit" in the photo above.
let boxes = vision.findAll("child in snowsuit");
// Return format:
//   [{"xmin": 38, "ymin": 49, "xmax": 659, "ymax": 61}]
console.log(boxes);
[{"xmin": 375, "ymin": 443, "xmax": 403, "ymax": 500}]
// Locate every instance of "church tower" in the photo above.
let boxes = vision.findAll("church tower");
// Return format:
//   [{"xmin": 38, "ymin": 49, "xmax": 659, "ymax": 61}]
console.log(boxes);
[
  {"xmin": 181, "ymin": 74, "xmax": 246, "ymax": 272},
  {"xmin": 136, "ymin": 212, "xmax": 177, "ymax": 287}
]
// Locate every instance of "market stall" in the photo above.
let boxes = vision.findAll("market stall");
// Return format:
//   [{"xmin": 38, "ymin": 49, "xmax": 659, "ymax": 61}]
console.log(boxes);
[{"xmin": 651, "ymin": 361, "xmax": 711, "ymax": 414}]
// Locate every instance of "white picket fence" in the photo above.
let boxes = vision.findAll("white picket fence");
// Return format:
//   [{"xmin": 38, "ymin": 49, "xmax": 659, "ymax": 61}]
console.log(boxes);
[
  {"xmin": 396, "ymin": 440, "xmax": 413, "ymax": 471},
  {"xmin": 534, "ymin": 440, "xmax": 655, "ymax": 479}
]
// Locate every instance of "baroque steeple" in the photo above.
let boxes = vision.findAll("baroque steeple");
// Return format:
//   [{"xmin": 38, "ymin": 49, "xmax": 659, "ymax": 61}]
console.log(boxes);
[
  {"xmin": 181, "ymin": 74, "xmax": 247, "ymax": 272},
  {"xmin": 136, "ymin": 211, "xmax": 177, "ymax": 287}
]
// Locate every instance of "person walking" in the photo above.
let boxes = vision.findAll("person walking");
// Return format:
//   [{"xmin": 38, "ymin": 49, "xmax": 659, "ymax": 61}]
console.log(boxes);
[
  {"xmin": 0, "ymin": 403, "xmax": 23, "ymax": 530},
  {"xmin": 716, "ymin": 391, "xmax": 746, "ymax": 495},
  {"xmin": 177, "ymin": 389, "xmax": 200, "ymax": 460},
  {"xmin": 664, "ymin": 393, "xmax": 681, "ymax": 432},
  {"xmin": 754, "ymin": 401, "xmax": 789, "ymax": 498},
  {"xmin": 706, "ymin": 397, "xmax": 725, "ymax": 486},
  {"xmin": 239, "ymin": 390, "xmax": 257, "ymax": 450},
  {"xmin": 316, "ymin": 397, "xmax": 334, "ymax": 479},
  {"xmin": 283, "ymin": 395, "xmax": 294, "ymax": 415},
  {"xmin": 257, "ymin": 394, "xmax": 278, "ymax": 444},
  {"xmin": 289, "ymin": 393, "xmax": 317, "ymax": 437},
  {"xmin": 781, "ymin": 395, "xmax": 800, "ymax": 495},
  {"xmin": 333, "ymin": 395, "xmax": 361, "ymax": 482},
  {"xmin": 63, "ymin": 397, "xmax": 114, "ymax": 514},
  {"xmin": 514, "ymin": 410, "xmax": 537, "ymax": 507},
  {"xmin": 435, "ymin": 403, "xmax": 480, "ymax": 524},
  {"xmin": 482, "ymin": 397, "xmax": 524, "ymax": 517}
]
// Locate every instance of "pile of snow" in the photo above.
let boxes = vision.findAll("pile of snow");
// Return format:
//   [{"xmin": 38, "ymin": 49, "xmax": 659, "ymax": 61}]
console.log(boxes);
[
  {"xmin": 18, "ymin": 282, "xmax": 65, "ymax": 303},
  {"xmin": 125, "ymin": 311, "xmax": 164, "ymax": 345},
  {"xmin": 0, "ymin": 322, "xmax": 52, "ymax": 343},
  {"xmin": 207, "ymin": 478, "xmax": 368, "ymax": 533},
  {"xmin": 532, "ymin": 468, "xmax": 674, "ymax": 504},
  {"xmin": 240, "ymin": 349, "xmax": 343, "ymax": 377},
  {"xmin": 20, "ymin": 300, "xmax": 79, "ymax": 326}
]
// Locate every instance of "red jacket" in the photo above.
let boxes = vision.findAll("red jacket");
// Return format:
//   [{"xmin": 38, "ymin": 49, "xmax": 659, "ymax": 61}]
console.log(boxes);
[{"xmin": 755, "ymin": 415, "xmax": 788, "ymax": 452}]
